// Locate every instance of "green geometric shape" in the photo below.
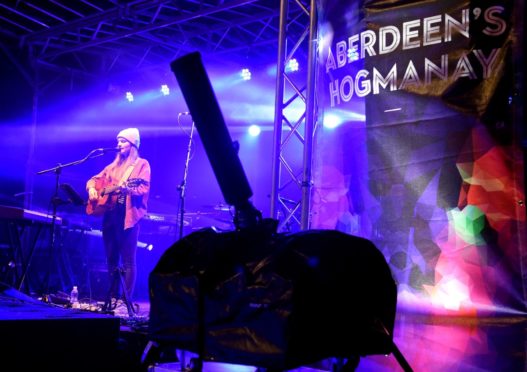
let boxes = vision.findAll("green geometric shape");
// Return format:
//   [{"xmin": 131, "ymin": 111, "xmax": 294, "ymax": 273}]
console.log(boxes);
[{"xmin": 449, "ymin": 205, "xmax": 486, "ymax": 240}]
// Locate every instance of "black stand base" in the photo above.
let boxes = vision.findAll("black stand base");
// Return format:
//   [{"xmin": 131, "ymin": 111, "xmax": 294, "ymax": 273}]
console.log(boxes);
[{"xmin": 101, "ymin": 266, "xmax": 136, "ymax": 318}]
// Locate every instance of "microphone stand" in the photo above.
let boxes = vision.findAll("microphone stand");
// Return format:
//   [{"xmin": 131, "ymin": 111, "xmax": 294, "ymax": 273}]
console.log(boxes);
[
  {"xmin": 35, "ymin": 148, "xmax": 106, "ymax": 301},
  {"xmin": 177, "ymin": 121, "xmax": 195, "ymax": 240}
]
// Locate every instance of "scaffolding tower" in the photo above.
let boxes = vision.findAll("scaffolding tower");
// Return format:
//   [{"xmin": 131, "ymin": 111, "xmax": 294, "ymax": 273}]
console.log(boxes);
[{"xmin": 270, "ymin": 0, "xmax": 318, "ymax": 232}]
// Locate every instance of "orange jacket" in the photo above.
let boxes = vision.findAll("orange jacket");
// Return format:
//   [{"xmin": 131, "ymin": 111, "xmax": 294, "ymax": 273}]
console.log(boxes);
[{"xmin": 86, "ymin": 158, "xmax": 151, "ymax": 229}]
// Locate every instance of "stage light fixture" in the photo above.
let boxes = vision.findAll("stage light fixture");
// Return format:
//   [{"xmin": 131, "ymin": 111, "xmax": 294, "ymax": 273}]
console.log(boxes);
[
  {"xmin": 125, "ymin": 91, "xmax": 134, "ymax": 102},
  {"xmin": 248, "ymin": 124, "xmax": 261, "ymax": 137},
  {"xmin": 241, "ymin": 68, "xmax": 251, "ymax": 81},
  {"xmin": 323, "ymin": 113, "xmax": 342, "ymax": 129},
  {"xmin": 138, "ymin": 241, "xmax": 154, "ymax": 251},
  {"xmin": 287, "ymin": 58, "xmax": 299, "ymax": 72},
  {"xmin": 161, "ymin": 84, "xmax": 170, "ymax": 96},
  {"xmin": 348, "ymin": 46, "xmax": 359, "ymax": 62}
]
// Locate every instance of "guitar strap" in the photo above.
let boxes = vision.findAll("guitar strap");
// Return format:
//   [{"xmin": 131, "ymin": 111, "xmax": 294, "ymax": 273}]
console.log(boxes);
[{"xmin": 119, "ymin": 159, "xmax": 138, "ymax": 185}]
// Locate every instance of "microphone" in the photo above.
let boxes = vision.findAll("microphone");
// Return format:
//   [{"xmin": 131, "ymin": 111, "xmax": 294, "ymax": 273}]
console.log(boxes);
[{"xmin": 95, "ymin": 147, "xmax": 120, "ymax": 153}]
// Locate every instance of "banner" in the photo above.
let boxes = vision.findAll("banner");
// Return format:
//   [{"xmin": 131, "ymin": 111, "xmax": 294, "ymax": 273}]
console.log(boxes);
[{"xmin": 312, "ymin": 0, "xmax": 525, "ymax": 315}]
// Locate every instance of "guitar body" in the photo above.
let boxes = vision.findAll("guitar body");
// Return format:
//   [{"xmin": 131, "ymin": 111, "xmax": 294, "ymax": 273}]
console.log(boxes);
[
  {"xmin": 86, "ymin": 193, "xmax": 116, "ymax": 216},
  {"xmin": 86, "ymin": 177, "xmax": 148, "ymax": 217},
  {"xmin": 86, "ymin": 178, "xmax": 119, "ymax": 216}
]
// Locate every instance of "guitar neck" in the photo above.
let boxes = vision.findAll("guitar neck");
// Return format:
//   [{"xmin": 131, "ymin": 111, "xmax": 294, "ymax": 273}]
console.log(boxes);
[
  {"xmin": 101, "ymin": 185, "xmax": 120, "ymax": 197},
  {"xmin": 99, "ymin": 178, "xmax": 146, "ymax": 197}
]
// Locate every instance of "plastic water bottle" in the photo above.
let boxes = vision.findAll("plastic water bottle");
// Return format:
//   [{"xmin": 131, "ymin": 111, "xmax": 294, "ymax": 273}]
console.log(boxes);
[{"xmin": 70, "ymin": 286, "xmax": 80, "ymax": 308}]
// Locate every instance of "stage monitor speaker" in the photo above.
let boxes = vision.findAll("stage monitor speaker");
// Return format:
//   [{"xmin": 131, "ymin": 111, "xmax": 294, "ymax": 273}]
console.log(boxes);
[{"xmin": 0, "ymin": 283, "xmax": 120, "ymax": 370}]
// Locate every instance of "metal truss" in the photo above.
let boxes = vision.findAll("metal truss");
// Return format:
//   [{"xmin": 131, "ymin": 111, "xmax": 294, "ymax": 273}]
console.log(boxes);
[
  {"xmin": 270, "ymin": 0, "xmax": 317, "ymax": 232},
  {"xmin": 0, "ymin": 0, "xmax": 302, "ymax": 75}
]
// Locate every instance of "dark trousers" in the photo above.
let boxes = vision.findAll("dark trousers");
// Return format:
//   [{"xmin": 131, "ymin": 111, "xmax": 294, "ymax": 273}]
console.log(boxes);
[{"xmin": 102, "ymin": 204, "xmax": 139, "ymax": 301}]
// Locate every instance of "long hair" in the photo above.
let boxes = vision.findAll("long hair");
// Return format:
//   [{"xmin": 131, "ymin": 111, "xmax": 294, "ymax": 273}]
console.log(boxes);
[{"xmin": 107, "ymin": 146, "xmax": 140, "ymax": 181}]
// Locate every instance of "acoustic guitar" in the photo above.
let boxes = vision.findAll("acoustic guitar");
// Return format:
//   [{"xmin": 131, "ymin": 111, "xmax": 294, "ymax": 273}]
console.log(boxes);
[{"xmin": 86, "ymin": 178, "xmax": 148, "ymax": 216}]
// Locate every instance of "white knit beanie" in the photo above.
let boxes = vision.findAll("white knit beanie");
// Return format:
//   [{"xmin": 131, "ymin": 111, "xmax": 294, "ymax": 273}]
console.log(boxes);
[{"xmin": 117, "ymin": 128, "xmax": 140, "ymax": 148}]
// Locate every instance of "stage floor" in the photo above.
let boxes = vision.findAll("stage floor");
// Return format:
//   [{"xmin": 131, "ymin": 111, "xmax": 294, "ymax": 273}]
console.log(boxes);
[
  {"xmin": 144, "ymin": 311, "xmax": 527, "ymax": 372},
  {"xmin": 1, "ymin": 289, "xmax": 525, "ymax": 372}
]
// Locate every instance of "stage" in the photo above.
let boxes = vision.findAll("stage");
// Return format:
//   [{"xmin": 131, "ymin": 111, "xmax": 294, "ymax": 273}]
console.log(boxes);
[{"xmin": 1, "ymin": 209, "xmax": 526, "ymax": 372}]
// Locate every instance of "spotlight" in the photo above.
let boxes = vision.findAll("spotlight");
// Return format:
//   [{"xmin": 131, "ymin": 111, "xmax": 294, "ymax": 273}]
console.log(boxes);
[
  {"xmin": 248, "ymin": 124, "xmax": 261, "ymax": 137},
  {"xmin": 287, "ymin": 58, "xmax": 299, "ymax": 72},
  {"xmin": 161, "ymin": 84, "xmax": 170, "ymax": 96},
  {"xmin": 138, "ymin": 241, "xmax": 154, "ymax": 251},
  {"xmin": 347, "ymin": 46, "xmax": 359, "ymax": 62},
  {"xmin": 241, "ymin": 68, "xmax": 251, "ymax": 81},
  {"xmin": 323, "ymin": 113, "xmax": 342, "ymax": 129},
  {"xmin": 125, "ymin": 91, "xmax": 134, "ymax": 102}
]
